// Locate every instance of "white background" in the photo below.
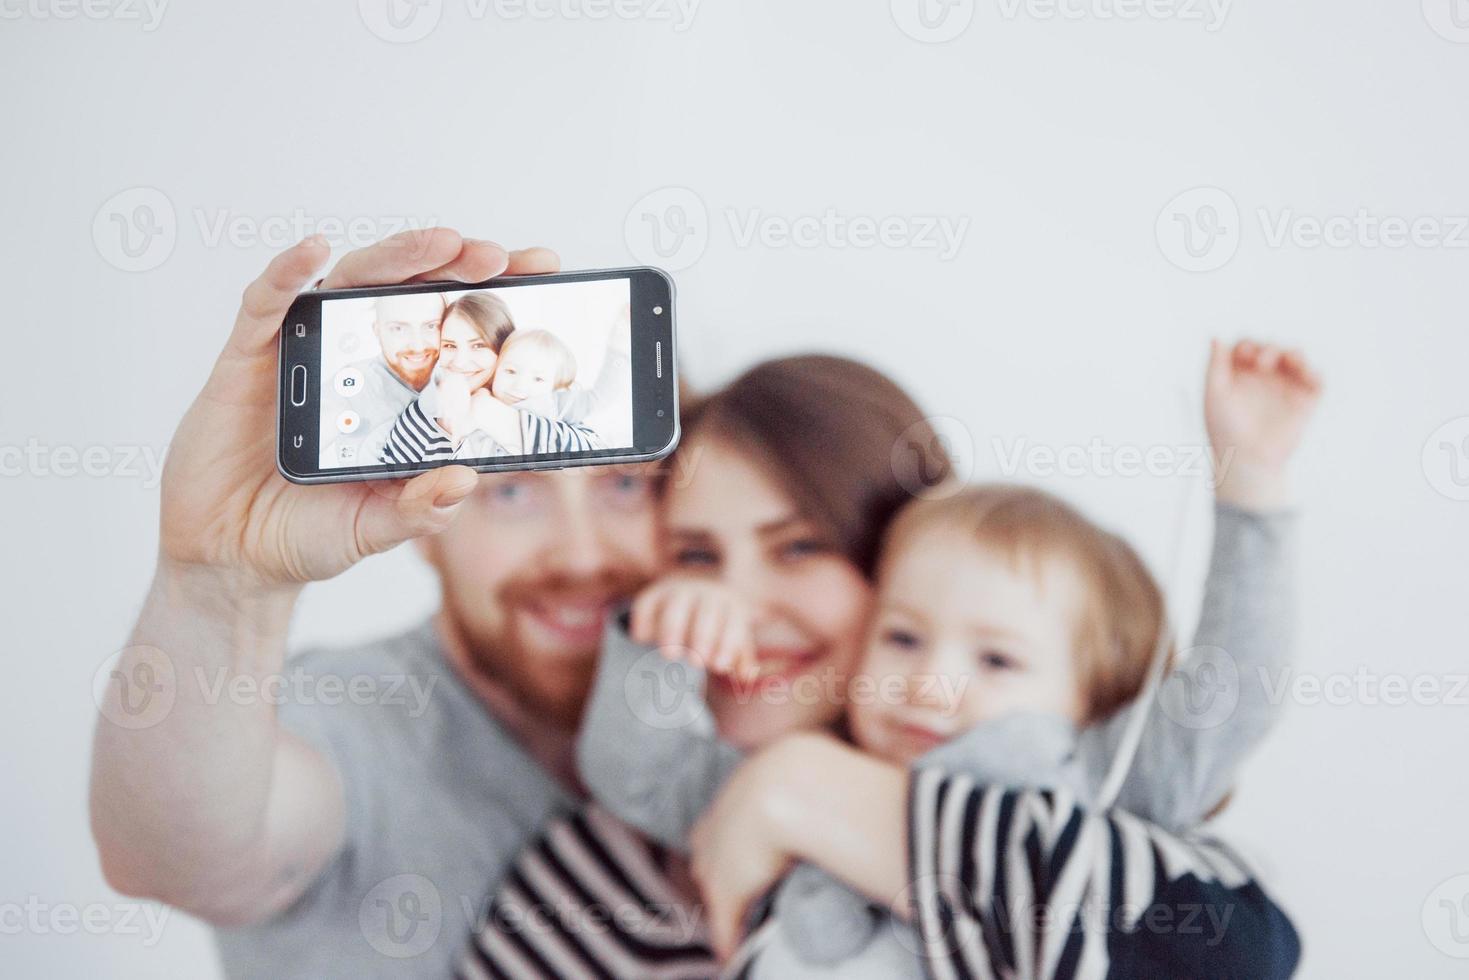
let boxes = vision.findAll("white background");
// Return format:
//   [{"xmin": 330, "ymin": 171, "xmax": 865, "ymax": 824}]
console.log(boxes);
[{"xmin": 3, "ymin": 1, "xmax": 1467, "ymax": 976}]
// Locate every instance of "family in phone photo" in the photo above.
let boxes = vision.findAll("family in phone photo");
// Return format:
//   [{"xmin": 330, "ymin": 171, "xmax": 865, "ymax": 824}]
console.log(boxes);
[{"xmin": 319, "ymin": 281, "xmax": 634, "ymax": 470}]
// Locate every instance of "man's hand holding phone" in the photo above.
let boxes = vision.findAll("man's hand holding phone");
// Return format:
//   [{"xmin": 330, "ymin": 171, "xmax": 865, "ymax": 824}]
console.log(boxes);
[
  {"xmin": 90, "ymin": 230, "xmax": 559, "ymax": 927},
  {"xmin": 164, "ymin": 230, "xmax": 559, "ymax": 590}
]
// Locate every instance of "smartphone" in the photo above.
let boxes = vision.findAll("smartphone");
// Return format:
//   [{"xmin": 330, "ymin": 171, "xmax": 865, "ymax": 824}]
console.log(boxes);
[{"xmin": 277, "ymin": 267, "xmax": 678, "ymax": 484}]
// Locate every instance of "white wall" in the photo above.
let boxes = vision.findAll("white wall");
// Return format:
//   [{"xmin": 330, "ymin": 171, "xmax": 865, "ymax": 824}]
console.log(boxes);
[{"xmin": 3, "ymin": 1, "xmax": 1467, "ymax": 975}]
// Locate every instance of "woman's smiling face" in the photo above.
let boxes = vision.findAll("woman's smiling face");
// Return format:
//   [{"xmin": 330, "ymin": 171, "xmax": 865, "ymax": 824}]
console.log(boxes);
[
  {"xmin": 663, "ymin": 435, "xmax": 873, "ymax": 749},
  {"xmin": 437, "ymin": 311, "xmax": 499, "ymax": 390}
]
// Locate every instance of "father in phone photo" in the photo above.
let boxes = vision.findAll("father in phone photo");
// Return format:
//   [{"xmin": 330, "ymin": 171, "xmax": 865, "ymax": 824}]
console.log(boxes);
[{"xmin": 322, "ymin": 291, "xmax": 446, "ymax": 467}]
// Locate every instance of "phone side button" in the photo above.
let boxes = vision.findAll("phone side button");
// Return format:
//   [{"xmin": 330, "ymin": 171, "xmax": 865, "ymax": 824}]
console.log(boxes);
[{"xmin": 290, "ymin": 365, "xmax": 308, "ymax": 407}]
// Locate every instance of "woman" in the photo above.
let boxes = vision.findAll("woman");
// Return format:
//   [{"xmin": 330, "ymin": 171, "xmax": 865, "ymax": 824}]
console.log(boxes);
[{"xmin": 458, "ymin": 354, "xmax": 953, "ymax": 978}]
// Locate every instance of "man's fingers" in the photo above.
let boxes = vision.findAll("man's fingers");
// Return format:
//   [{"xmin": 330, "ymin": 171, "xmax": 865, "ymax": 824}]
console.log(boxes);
[
  {"xmin": 504, "ymin": 246, "xmax": 561, "ymax": 276},
  {"xmin": 352, "ymin": 465, "xmax": 479, "ymax": 560},
  {"xmin": 229, "ymin": 236, "xmax": 331, "ymax": 355},
  {"xmin": 408, "ymin": 238, "xmax": 512, "ymax": 284},
  {"xmin": 227, "ymin": 235, "xmax": 553, "ymax": 358},
  {"xmin": 319, "ymin": 227, "xmax": 469, "ymax": 289}
]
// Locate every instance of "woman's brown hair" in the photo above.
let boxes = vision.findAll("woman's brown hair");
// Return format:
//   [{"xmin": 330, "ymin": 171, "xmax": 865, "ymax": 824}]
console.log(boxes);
[
  {"xmin": 676, "ymin": 354, "xmax": 952, "ymax": 578},
  {"xmin": 444, "ymin": 291, "xmax": 516, "ymax": 352}
]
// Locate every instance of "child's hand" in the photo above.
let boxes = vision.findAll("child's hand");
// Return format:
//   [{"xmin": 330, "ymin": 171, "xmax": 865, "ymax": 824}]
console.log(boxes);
[
  {"xmin": 433, "ymin": 370, "xmax": 473, "ymax": 437},
  {"xmin": 630, "ymin": 578, "xmax": 759, "ymax": 681},
  {"xmin": 1204, "ymin": 338, "xmax": 1323, "ymax": 510}
]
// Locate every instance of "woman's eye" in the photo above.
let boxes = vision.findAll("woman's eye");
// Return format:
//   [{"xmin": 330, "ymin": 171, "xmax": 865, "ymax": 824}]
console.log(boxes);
[
  {"xmin": 442, "ymin": 341, "xmax": 456, "ymax": 350},
  {"xmin": 882, "ymin": 627, "xmax": 922, "ymax": 650},
  {"xmin": 978, "ymin": 650, "xmax": 1017, "ymax": 671},
  {"xmin": 672, "ymin": 548, "xmax": 719, "ymax": 568},
  {"xmin": 776, "ymin": 538, "xmax": 826, "ymax": 562}
]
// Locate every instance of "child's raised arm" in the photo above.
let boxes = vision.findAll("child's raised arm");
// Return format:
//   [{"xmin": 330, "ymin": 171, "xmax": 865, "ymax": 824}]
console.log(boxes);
[
  {"xmin": 1205, "ymin": 338, "xmax": 1323, "ymax": 510},
  {"xmin": 1078, "ymin": 339, "xmax": 1322, "ymax": 832}
]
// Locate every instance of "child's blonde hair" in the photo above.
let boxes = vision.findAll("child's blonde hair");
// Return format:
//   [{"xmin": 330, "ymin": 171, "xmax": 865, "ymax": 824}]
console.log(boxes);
[
  {"xmin": 500, "ymin": 329, "xmax": 577, "ymax": 390},
  {"xmin": 879, "ymin": 484, "xmax": 1168, "ymax": 725}
]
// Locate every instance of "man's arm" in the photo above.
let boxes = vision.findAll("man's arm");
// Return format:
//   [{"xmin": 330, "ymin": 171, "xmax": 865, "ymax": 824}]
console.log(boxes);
[
  {"xmin": 90, "ymin": 567, "xmax": 343, "ymax": 925},
  {"xmin": 88, "ymin": 231, "xmax": 557, "ymax": 925}
]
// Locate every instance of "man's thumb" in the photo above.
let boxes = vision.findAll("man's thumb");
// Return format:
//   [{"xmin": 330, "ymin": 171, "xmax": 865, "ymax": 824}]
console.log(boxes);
[{"xmin": 355, "ymin": 466, "xmax": 478, "ymax": 557}]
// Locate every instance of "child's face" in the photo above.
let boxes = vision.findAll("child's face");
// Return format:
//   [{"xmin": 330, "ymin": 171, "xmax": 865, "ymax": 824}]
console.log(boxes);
[
  {"xmin": 849, "ymin": 528, "xmax": 1087, "ymax": 767},
  {"xmin": 491, "ymin": 342, "xmax": 560, "ymax": 405},
  {"xmin": 436, "ymin": 312, "xmax": 498, "ymax": 391}
]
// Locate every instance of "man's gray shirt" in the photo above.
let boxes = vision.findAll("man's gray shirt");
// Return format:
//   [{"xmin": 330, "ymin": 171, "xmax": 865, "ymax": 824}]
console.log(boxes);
[{"xmin": 214, "ymin": 622, "xmax": 571, "ymax": 979}]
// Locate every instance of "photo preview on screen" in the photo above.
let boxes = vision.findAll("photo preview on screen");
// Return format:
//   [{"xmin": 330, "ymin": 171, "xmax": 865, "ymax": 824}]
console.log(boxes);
[{"xmin": 317, "ymin": 277, "xmax": 635, "ymax": 470}]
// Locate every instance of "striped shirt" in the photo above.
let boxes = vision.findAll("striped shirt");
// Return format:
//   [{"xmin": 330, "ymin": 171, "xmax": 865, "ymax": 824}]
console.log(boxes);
[
  {"xmin": 457, "ymin": 804, "xmax": 717, "ymax": 980},
  {"xmin": 380, "ymin": 397, "xmax": 603, "ymax": 466},
  {"xmin": 461, "ymin": 780, "xmax": 1299, "ymax": 979},
  {"xmin": 907, "ymin": 772, "xmax": 1301, "ymax": 979}
]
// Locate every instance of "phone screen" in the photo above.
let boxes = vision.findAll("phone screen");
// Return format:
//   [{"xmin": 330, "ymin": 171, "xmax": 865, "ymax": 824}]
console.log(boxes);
[{"xmin": 315, "ymin": 276, "xmax": 637, "ymax": 472}]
